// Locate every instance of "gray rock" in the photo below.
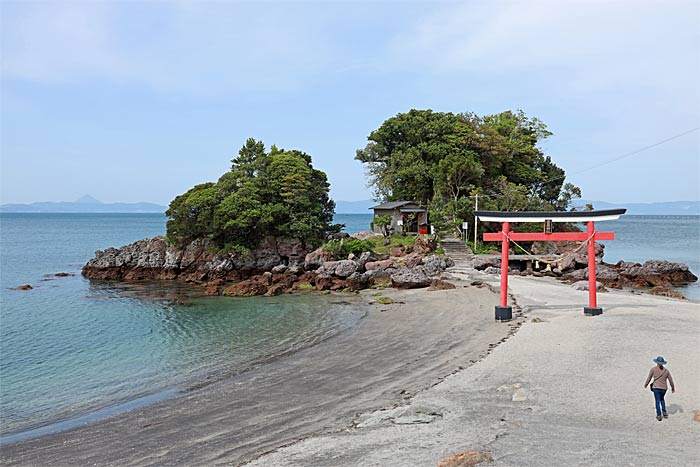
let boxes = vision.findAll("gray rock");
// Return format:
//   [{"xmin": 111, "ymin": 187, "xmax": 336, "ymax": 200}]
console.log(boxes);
[
  {"xmin": 271, "ymin": 264, "xmax": 288, "ymax": 274},
  {"xmin": 354, "ymin": 251, "xmax": 371, "ymax": 272},
  {"xmin": 334, "ymin": 260, "xmax": 358, "ymax": 278},
  {"xmin": 365, "ymin": 259, "xmax": 395, "ymax": 271},
  {"xmin": 421, "ymin": 255, "xmax": 455, "ymax": 276},
  {"xmin": 391, "ymin": 267, "xmax": 431, "ymax": 289},
  {"xmin": 350, "ymin": 231, "xmax": 382, "ymax": 240},
  {"xmin": 484, "ymin": 266, "xmax": 500, "ymax": 275},
  {"xmin": 304, "ymin": 248, "xmax": 334, "ymax": 270},
  {"xmin": 346, "ymin": 272, "xmax": 372, "ymax": 291},
  {"xmin": 320, "ymin": 261, "xmax": 340, "ymax": 276},
  {"xmin": 571, "ymin": 280, "xmax": 606, "ymax": 291},
  {"xmin": 473, "ymin": 256, "xmax": 499, "ymax": 270}
]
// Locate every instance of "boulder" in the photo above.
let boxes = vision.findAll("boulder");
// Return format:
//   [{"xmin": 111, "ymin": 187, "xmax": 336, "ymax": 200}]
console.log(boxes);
[
  {"xmin": 346, "ymin": 272, "xmax": 372, "ymax": 291},
  {"xmin": 334, "ymin": 259, "xmax": 358, "ymax": 278},
  {"xmin": 12, "ymin": 284, "xmax": 33, "ymax": 290},
  {"xmin": 621, "ymin": 260, "xmax": 698, "ymax": 286},
  {"xmin": 422, "ymin": 255, "xmax": 455, "ymax": 276},
  {"xmin": 483, "ymin": 266, "xmax": 500, "ymax": 275},
  {"xmin": 365, "ymin": 259, "xmax": 396, "ymax": 272},
  {"xmin": 354, "ymin": 251, "xmax": 372, "ymax": 272},
  {"xmin": 401, "ymin": 253, "xmax": 423, "ymax": 268},
  {"xmin": 304, "ymin": 248, "xmax": 335, "ymax": 271},
  {"xmin": 571, "ymin": 280, "xmax": 606, "ymax": 291},
  {"xmin": 473, "ymin": 256, "xmax": 499, "ymax": 270},
  {"xmin": 222, "ymin": 279, "xmax": 268, "ymax": 297},
  {"xmin": 318, "ymin": 261, "xmax": 340, "ymax": 276},
  {"xmin": 204, "ymin": 285, "xmax": 220, "ymax": 296},
  {"xmin": 314, "ymin": 274, "xmax": 335, "ymax": 291},
  {"xmin": 271, "ymin": 264, "xmax": 288, "ymax": 274},
  {"xmin": 413, "ymin": 236, "xmax": 436, "ymax": 254},
  {"xmin": 350, "ymin": 231, "xmax": 382, "ymax": 240},
  {"xmin": 389, "ymin": 247, "xmax": 405, "ymax": 257},
  {"xmin": 391, "ymin": 268, "xmax": 431, "ymax": 289}
]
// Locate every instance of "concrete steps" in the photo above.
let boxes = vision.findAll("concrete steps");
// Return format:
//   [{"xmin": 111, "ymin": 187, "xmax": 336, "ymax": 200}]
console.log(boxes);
[{"xmin": 439, "ymin": 238, "xmax": 474, "ymax": 268}]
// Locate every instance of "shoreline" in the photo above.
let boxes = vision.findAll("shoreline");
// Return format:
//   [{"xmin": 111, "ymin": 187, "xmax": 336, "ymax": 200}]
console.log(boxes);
[
  {"xmin": 1, "ymin": 283, "xmax": 513, "ymax": 466},
  {"xmin": 244, "ymin": 272, "xmax": 700, "ymax": 467}
]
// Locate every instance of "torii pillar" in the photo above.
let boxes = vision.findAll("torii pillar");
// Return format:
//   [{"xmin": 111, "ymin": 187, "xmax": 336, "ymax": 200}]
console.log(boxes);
[{"xmin": 477, "ymin": 209, "xmax": 627, "ymax": 321}]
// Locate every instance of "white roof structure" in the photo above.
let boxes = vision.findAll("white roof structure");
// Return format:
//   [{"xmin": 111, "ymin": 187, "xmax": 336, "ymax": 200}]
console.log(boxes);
[{"xmin": 475, "ymin": 209, "xmax": 626, "ymax": 223}]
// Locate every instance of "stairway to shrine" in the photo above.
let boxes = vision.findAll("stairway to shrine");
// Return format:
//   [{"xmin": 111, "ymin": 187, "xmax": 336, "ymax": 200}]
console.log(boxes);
[{"xmin": 439, "ymin": 238, "xmax": 474, "ymax": 273}]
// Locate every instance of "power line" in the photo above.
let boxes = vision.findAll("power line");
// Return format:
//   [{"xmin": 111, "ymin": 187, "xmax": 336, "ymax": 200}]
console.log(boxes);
[
  {"xmin": 538, "ymin": 125, "xmax": 700, "ymax": 187},
  {"xmin": 472, "ymin": 125, "xmax": 700, "ymax": 199}
]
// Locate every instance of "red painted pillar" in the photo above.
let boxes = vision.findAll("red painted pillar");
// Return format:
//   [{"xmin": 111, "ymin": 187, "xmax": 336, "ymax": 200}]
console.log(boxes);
[
  {"xmin": 500, "ymin": 222, "xmax": 510, "ymax": 307},
  {"xmin": 585, "ymin": 221, "xmax": 602, "ymax": 315}
]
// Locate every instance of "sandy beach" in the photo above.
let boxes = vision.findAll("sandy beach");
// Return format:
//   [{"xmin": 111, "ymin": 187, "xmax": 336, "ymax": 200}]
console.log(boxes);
[
  {"xmin": 245, "ymin": 273, "xmax": 700, "ymax": 467},
  {"xmin": 0, "ymin": 285, "xmax": 514, "ymax": 466}
]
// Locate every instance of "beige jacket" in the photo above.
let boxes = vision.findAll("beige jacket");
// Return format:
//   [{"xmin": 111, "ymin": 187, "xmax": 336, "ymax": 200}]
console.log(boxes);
[{"xmin": 645, "ymin": 366, "xmax": 675, "ymax": 390}]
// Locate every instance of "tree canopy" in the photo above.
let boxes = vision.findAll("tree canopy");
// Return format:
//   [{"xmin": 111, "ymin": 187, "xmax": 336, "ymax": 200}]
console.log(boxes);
[
  {"xmin": 166, "ymin": 139, "xmax": 337, "ymax": 252},
  {"xmin": 355, "ymin": 109, "xmax": 580, "ymax": 235}
]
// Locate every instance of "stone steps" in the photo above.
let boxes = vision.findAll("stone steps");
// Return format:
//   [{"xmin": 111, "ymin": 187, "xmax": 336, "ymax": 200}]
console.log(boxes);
[{"xmin": 439, "ymin": 238, "xmax": 474, "ymax": 270}]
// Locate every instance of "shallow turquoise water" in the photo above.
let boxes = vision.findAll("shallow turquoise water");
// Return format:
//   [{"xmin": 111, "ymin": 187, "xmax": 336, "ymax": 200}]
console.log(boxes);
[
  {"xmin": 0, "ymin": 214, "xmax": 364, "ymax": 439},
  {"xmin": 0, "ymin": 213, "xmax": 697, "ymax": 441}
]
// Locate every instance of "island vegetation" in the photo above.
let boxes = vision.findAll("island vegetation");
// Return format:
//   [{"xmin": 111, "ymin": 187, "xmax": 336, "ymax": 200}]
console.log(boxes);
[
  {"xmin": 355, "ymin": 109, "xmax": 582, "ymax": 237},
  {"xmin": 166, "ymin": 138, "xmax": 339, "ymax": 253}
]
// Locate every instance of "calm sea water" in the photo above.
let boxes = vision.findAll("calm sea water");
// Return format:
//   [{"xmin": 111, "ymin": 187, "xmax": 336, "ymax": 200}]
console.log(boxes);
[
  {"xmin": 0, "ymin": 213, "xmax": 697, "ymax": 442},
  {"xmin": 0, "ymin": 213, "xmax": 366, "ymax": 442}
]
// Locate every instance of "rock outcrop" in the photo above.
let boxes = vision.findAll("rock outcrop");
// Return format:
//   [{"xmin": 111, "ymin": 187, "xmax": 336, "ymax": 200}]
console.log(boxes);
[
  {"xmin": 561, "ymin": 259, "xmax": 697, "ymax": 289},
  {"xmin": 647, "ymin": 286, "xmax": 688, "ymax": 300},
  {"xmin": 82, "ymin": 236, "xmax": 306, "ymax": 283},
  {"xmin": 83, "ymin": 235, "xmax": 455, "ymax": 297}
]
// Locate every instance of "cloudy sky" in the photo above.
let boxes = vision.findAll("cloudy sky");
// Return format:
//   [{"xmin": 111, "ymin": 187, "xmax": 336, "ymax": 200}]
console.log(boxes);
[{"xmin": 1, "ymin": 0, "xmax": 698, "ymax": 205}]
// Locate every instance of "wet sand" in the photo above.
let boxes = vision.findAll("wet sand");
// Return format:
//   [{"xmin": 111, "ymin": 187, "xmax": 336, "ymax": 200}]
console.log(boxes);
[
  {"xmin": 1, "ymin": 285, "xmax": 513, "ymax": 466},
  {"xmin": 245, "ymin": 273, "xmax": 700, "ymax": 467}
]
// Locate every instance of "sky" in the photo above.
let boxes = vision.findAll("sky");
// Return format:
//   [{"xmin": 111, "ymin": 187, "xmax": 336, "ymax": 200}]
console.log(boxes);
[{"xmin": 1, "ymin": 0, "xmax": 699, "ymax": 206}]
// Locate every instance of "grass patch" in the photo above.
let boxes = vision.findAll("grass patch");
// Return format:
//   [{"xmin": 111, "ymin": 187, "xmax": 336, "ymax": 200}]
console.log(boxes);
[
  {"xmin": 375, "ymin": 296, "xmax": 394, "ymax": 305},
  {"xmin": 321, "ymin": 233, "xmax": 421, "ymax": 259}
]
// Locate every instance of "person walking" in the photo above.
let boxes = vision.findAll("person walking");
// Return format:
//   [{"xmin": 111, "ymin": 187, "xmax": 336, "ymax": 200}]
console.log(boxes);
[{"xmin": 644, "ymin": 356, "xmax": 675, "ymax": 421}]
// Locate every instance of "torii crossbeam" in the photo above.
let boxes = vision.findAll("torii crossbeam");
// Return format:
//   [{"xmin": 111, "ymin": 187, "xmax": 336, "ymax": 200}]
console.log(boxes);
[{"xmin": 476, "ymin": 209, "xmax": 626, "ymax": 321}]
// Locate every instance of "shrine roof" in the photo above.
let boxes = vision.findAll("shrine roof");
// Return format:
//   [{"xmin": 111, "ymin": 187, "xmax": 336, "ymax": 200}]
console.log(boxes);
[{"xmin": 474, "ymin": 209, "xmax": 626, "ymax": 223}]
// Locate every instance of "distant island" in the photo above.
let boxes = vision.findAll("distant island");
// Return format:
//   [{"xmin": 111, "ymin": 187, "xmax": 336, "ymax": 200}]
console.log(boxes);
[{"xmin": 0, "ymin": 195, "xmax": 167, "ymax": 213}]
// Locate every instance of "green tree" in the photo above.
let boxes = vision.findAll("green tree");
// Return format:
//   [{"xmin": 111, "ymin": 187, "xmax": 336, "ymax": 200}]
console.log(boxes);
[
  {"xmin": 166, "ymin": 139, "xmax": 337, "ymax": 251},
  {"xmin": 356, "ymin": 109, "xmax": 579, "ymax": 237}
]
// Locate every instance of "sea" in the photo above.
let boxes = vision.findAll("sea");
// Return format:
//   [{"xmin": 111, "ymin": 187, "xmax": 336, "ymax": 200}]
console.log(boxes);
[{"xmin": 0, "ymin": 213, "xmax": 698, "ymax": 443}]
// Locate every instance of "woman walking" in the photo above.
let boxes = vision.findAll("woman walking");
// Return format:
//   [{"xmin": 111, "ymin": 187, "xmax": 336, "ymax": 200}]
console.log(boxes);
[{"xmin": 644, "ymin": 356, "xmax": 675, "ymax": 421}]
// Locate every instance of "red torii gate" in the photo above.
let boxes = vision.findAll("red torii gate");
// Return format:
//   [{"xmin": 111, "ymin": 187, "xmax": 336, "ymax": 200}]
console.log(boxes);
[{"xmin": 475, "ymin": 209, "xmax": 627, "ymax": 321}]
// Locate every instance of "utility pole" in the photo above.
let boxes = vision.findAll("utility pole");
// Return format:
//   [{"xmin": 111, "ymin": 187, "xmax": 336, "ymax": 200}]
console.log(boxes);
[{"xmin": 473, "ymin": 194, "xmax": 479, "ymax": 250}]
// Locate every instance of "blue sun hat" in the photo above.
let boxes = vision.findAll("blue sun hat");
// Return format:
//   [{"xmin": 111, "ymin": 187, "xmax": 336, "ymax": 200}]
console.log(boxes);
[{"xmin": 653, "ymin": 356, "xmax": 667, "ymax": 365}]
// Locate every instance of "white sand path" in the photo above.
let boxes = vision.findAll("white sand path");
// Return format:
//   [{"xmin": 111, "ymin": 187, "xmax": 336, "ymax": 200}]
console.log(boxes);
[{"xmin": 246, "ymin": 274, "xmax": 700, "ymax": 467}]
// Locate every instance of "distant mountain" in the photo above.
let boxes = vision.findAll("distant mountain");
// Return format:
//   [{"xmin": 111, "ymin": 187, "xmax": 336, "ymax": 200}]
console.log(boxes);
[
  {"xmin": 0, "ymin": 195, "xmax": 167, "ymax": 213},
  {"xmin": 334, "ymin": 199, "xmax": 375, "ymax": 214},
  {"xmin": 573, "ymin": 200, "xmax": 700, "ymax": 216},
  {"xmin": 75, "ymin": 194, "xmax": 103, "ymax": 204}
]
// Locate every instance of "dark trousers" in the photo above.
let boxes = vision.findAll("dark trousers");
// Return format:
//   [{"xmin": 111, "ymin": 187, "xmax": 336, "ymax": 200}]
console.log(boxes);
[{"xmin": 653, "ymin": 388, "xmax": 667, "ymax": 416}]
